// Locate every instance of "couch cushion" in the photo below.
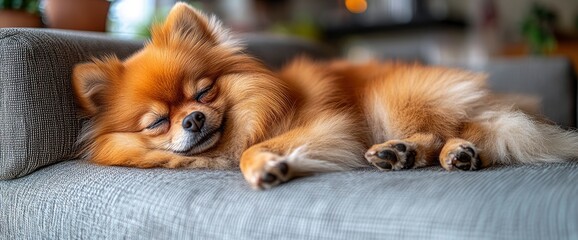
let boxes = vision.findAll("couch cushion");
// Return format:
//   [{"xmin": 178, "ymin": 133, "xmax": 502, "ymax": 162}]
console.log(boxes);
[
  {"xmin": 0, "ymin": 28, "xmax": 144, "ymax": 180},
  {"xmin": 1, "ymin": 160, "xmax": 577, "ymax": 239}
]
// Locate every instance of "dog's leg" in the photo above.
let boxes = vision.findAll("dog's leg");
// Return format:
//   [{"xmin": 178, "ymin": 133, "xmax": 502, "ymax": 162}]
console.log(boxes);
[
  {"xmin": 365, "ymin": 133, "xmax": 444, "ymax": 170},
  {"xmin": 240, "ymin": 113, "xmax": 368, "ymax": 190},
  {"xmin": 441, "ymin": 110, "xmax": 578, "ymax": 170}
]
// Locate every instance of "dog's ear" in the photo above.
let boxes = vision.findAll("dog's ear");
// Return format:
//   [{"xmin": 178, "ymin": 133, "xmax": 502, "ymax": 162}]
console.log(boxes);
[
  {"xmin": 72, "ymin": 57, "xmax": 123, "ymax": 117},
  {"xmin": 152, "ymin": 2, "xmax": 238, "ymax": 48}
]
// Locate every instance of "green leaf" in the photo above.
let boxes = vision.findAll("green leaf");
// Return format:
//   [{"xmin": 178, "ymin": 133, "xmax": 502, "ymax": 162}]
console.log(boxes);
[{"xmin": 0, "ymin": 0, "xmax": 39, "ymax": 12}]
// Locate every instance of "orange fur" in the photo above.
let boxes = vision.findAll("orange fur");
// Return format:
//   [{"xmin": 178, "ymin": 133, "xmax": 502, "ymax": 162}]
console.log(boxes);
[{"xmin": 72, "ymin": 3, "xmax": 578, "ymax": 190}]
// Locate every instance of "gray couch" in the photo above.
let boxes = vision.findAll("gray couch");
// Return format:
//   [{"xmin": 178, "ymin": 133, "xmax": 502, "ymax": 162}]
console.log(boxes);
[{"xmin": 1, "ymin": 28, "xmax": 577, "ymax": 239}]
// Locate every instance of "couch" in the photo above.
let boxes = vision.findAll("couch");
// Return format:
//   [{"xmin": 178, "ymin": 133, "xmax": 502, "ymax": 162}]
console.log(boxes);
[{"xmin": 1, "ymin": 28, "xmax": 577, "ymax": 239}]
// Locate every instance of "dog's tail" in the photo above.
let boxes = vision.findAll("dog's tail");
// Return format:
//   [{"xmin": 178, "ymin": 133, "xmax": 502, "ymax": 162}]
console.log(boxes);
[{"xmin": 469, "ymin": 110, "xmax": 578, "ymax": 165}]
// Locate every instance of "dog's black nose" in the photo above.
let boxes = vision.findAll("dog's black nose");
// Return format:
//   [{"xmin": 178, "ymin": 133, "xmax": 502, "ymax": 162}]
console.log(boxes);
[{"xmin": 182, "ymin": 111, "xmax": 205, "ymax": 132}]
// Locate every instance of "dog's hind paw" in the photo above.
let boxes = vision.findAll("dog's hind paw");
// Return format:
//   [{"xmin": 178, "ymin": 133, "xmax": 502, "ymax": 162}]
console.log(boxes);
[
  {"xmin": 365, "ymin": 140, "xmax": 417, "ymax": 170},
  {"xmin": 440, "ymin": 141, "xmax": 482, "ymax": 171}
]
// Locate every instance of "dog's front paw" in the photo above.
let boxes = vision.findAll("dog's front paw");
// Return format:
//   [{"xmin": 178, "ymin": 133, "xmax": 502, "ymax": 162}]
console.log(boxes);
[
  {"xmin": 241, "ymin": 151, "xmax": 292, "ymax": 190},
  {"xmin": 440, "ymin": 142, "xmax": 481, "ymax": 171},
  {"xmin": 365, "ymin": 140, "xmax": 417, "ymax": 170}
]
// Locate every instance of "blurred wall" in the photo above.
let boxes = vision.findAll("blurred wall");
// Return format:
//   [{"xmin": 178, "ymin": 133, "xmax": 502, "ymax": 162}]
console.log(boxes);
[{"xmin": 447, "ymin": 0, "xmax": 578, "ymax": 42}]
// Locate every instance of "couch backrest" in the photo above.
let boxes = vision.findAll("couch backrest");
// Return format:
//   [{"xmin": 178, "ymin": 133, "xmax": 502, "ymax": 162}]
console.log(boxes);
[{"xmin": 481, "ymin": 57, "xmax": 576, "ymax": 128}]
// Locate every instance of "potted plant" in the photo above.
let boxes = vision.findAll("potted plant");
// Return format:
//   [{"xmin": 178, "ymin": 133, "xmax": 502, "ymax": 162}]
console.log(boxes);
[
  {"xmin": 521, "ymin": 3, "xmax": 558, "ymax": 54},
  {"xmin": 43, "ymin": 0, "xmax": 111, "ymax": 32},
  {"xmin": 0, "ymin": 0, "xmax": 42, "ymax": 28}
]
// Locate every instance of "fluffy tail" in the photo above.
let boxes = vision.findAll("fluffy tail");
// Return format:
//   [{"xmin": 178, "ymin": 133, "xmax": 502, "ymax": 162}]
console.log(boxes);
[{"xmin": 469, "ymin": 110, "xmax": 578, "ymax": 165}]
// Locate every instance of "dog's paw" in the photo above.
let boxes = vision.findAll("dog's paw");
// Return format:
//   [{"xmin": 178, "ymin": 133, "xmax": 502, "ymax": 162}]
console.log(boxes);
[
  {"xmin": 365, "ymin": 140, "xmax": 417, "ymax": 170},
  {"xmin": 440, "ymin": 143, "xmax": 481, "ymax": 171},
  {"xmin": 243, "ymin": 152, "xmax": 292, "ymax": 190}
]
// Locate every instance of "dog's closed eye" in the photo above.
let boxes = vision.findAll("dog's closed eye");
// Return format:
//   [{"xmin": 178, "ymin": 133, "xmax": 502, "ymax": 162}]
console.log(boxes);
[
  {"xmin": 196, "ymin": 84, "xmax": 217, "ymax": 103},
  {"xmin": 147, "ymin": 116, "xmax": 169, "ymax": 129}
]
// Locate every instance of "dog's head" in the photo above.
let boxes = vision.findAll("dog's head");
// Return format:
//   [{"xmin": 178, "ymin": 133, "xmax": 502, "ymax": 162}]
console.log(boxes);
[{"xmin": 72, "ymin": 3, "xmax": 289, "ymax": 166}]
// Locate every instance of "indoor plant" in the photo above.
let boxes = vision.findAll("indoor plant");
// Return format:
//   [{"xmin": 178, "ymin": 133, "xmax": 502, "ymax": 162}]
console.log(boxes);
[{"xmin": 522, "ymin": 3, "xmax": 558, "ymax": 54}]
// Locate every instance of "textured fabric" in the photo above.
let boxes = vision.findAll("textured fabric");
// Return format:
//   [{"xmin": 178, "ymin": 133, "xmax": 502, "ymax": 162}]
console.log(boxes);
[
  {"xmin": 0, "ymin": 28, "xmax": 144, "ymax": 179},
  {"xmin": 483, "ymin": 57, "xmax": 577, "ymax": 128},
  {"xmin": 1, "ymin": 160, "xmax": 577, "ymax": 239}
]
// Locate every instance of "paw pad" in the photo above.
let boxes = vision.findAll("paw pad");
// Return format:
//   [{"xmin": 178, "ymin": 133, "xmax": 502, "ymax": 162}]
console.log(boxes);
[
  {"xmin": 366, "ymin": 141, "xmax": 417, "ymax": 171},
  {"xmin": 444, "ymin": 144, "xmax": 481, "ymax": 171}
]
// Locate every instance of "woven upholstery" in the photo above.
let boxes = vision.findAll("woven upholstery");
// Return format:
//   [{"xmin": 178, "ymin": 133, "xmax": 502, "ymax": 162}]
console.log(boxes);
[
  {"xmin": 0, "ymin": 28, "xmax": 143, "ymax": 179},
  {"xmin": 2, "ymin": 160, "xmax": 577, "ymax": 239}
]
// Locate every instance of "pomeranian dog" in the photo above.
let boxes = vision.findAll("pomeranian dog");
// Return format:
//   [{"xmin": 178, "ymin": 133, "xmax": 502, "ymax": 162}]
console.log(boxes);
[{"xmin": 72, "ymin": 3, "xmax": 578, "ymax": 190}]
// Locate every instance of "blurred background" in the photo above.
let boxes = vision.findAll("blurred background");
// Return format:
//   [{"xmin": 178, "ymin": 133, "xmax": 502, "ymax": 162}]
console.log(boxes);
[{"xmin": 1, "ymin": 0, "xmax": 577, "ymax": 69}]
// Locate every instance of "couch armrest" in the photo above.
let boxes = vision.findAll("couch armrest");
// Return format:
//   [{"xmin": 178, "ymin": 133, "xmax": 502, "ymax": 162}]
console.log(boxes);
[{"xmin": 0, "ymin": 28, "xmax": 144, "ymax": 180}]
